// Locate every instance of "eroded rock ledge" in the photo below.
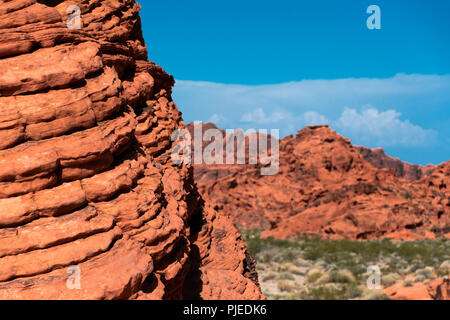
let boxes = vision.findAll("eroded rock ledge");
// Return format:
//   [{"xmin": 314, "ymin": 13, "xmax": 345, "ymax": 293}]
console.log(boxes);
[{"xmin": 0, "ymin": 0, "xmax": 263, "ymax": 300}]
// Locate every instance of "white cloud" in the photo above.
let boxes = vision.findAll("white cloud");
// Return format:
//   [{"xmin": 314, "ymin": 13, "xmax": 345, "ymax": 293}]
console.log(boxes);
[
  {"xmin": 240, "ymin": 108, "xmax": 268, "ymax": 123},
  {"xmin": 175, "ymin": 74, "xmax": 450, "ymax": 119},
  {"xmin": 208, "ymin": 113, "xmax": 227, "ymax": 126},
  {"xmin": 173, "ymin": 74, "xmax": 450, "ymax": 164},
  {"xmin": 303, "ymin": 111, "xmax": 329, "ymax": 126},
  {"xmin": 240, "ymin": 108, "xmax": 290, "ymax": 124},
  {"xmin": 240, "ymin": 109, "xmax": 330, "ymax": 131},
  {"xmin": 334, "ymin": 107, "xmax": 437, "ymax": 147}
]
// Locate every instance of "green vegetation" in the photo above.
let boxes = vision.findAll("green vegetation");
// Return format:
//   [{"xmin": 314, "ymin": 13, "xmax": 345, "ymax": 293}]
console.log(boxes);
[
  {"xmin": 400, "ymin": 191, "xmax": 413, "ymax": 201},
  {"xmin": 241, "ymin": 230, "xmax": 450, "ymax": 300}
]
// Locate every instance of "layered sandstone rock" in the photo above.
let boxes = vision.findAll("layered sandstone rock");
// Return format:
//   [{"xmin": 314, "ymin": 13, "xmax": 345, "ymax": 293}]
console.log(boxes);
[
  {"xmin": 193, "ymin": 124, "xmax": 450, "ymax": 240},
  {"xmin": 355, "ymin": 146, "xmax": 434, "ymax": 181},
  {"xmin": 0, "ymin": 0, "xmax": 262, "ymax": 300}
]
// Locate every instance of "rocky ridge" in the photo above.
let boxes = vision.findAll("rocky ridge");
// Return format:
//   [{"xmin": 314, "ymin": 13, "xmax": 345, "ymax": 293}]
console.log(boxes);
[
  {"xmin": 355, "ymin": 146, "xmax": 434, "ymax": 182},
  {"xmin": 190, "ymin": 123, "xmax": 450, "ymax": 241}
]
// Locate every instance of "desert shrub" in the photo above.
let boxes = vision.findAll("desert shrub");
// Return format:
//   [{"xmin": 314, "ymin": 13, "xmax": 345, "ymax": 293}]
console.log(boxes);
[
  {"xmin": 361, "ymin": 289, "xmax": 390, "ymax": 300},
  {"xmin": 294, "ymin": 258, "xmax": 311, "ymax": 268},
  {"xmin": 345, "ymin": 284, "xmax": 364, "ymax": 299},
  {"xmin": 264, "ymin": 292, "xmax": 291, "ymax": 300},
  {"xmin": 262, "ymin": 272, "xmax": 277, "ymax": 281},
  {"xmin": 438, "ymin": 260, "xmax": 450, "ymax": 276},
  {"xmin": 297, "ymin": 286, "xmax": 341, "ymax": 300},
  {"xmin": 313, "ymin": 260, "xmax": 328, "ymax": 269},
  {"xmin": 407, "ymin": 263, "xmax": 422, "ymax": 273},
  {"xmin": 306, "ymin": 268, "xmax": 325, "ymax": 284},
  {"xmin": 280, "ymin": 262, "xmax": 304, "ymax": 275},
  {"xmin": 241, "ymin": 230, "xmax": 450, "ymax": 300},
  {"xmin": 282, "ymin": 249, "xmax": 298, "ymax": 262},
  {"xmin": 257, "ymin": 248, "xmax": 278, "ymax": 263},
  {"xmin": 382, "ymin": 273, "xmax": 401, "ymax": 287},
  {"xmin": 255, "ymin": 263, "xmax": 267, "ymax": 271},
  {"xmin": 414, "ymin": 275, "xmax": 426, "ymax": 283},
  {"xmin": 394, "ymin": 259, "xmax": 408, "ymax": 270},
  {"xmin": 403, "ymin": 279, "xmax": 414, "ymax": 287},
  {"xmin": 415, "ymin": 267, "xmax": 434, "ymax": 279},
  {"xmin": 316, "ymin": 273, "xmax": 331, "ymax": 284},
  {"xmin": 277, "ymin": 272, "xmax": 295, "ymax": 281},
  {"xmin": 398, "ymin": 265, "xmax": 412, "ymax": 276},
  {"xmin": 290, "ymin": 266, "xmax": 305, "ymax": 276},
  {"xmin": 297, "ymin": 284, "xmax": 362, "ymax": 300},
  {"xmin": 277, "ymin": 281, "xmax": 295, "ymax": 292},
  {"xmin": 277, "ymin": 263, "xmax": 289, "ymax": 272},
  {"xmin": 330, "ymin": 269, "xmax": 356, "ymax": 284},
  {"xmin": 242, "ymin": 230, "xmax": 450, "ymax": 267}
]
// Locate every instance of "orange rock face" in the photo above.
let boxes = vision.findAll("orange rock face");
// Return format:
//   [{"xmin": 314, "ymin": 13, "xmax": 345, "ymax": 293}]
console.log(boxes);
[
  {"xmin": 385, "ymin": 278, "xmax": 450, "ymax": 300},
  {"xmin": 192, "ymin": 124, "xmax": 450, "ymax": 240},
  {"xmin": 185, "ymin": 122, "xmax": 272, "ymax": 189},
  {"xmin": 355, "ymin": 146, "xmax": 435, "ymax": 182},
  {"xmin": 0, "ymin": 0, "xmax": 263, "ymax": 300}
]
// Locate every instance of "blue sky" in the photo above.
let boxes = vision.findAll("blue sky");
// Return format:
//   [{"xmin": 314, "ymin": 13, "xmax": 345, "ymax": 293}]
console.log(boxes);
[{"xmin": 139, "ymin": 1, "xmax": 450, "ymax": 165}]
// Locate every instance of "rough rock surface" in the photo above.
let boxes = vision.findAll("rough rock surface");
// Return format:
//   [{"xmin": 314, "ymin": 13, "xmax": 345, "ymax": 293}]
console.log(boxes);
[
  {"xmin": 385, "ymin": 277, "xmax": 450, "ymax": 300},
  {"xmin": 192, "ymin": 124, "xmax": 450, "ymax": 240},
  {"xmin": 355, "ymin": 146, "xmax": 435, "ymax": 181},
  {"xmin": 184, "ymin": 122, "xmax": 270, "ymax": 189},
  {"xmin": 0, "ymin": 0, "xmax": 263, "ymax": 300},
  {"xmin": 431, "ymin": 278, "xmax": 450, "ymax": 300}
]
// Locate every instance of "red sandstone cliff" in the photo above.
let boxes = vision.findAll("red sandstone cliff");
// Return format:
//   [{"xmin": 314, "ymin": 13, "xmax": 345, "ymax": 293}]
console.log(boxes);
[
  {"xmin": 355, "ymin": 146, "xmax": 434, "ymax": 181},
  {"xmin": 188, "ymin": 123, "xmax": 450, "ymax": 240},
  {"xmin": 184, "ymin": 122, "xmax": 272, "ymax": 189},
  {"xmin": 0, "ymin": 0, "xmax": 263, "ymax": 300}
]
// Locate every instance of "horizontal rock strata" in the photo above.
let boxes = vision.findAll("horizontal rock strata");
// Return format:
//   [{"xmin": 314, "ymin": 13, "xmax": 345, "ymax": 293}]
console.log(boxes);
[{"xmin": 0, "ymin": 0, "xmax": 262, "ymax": 300}]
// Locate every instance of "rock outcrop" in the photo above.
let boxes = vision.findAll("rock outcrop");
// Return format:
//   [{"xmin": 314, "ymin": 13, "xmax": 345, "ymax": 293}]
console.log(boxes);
[
  {"xmin": 355, "ymin": 146, "xmax": 434, "ymax": 181},
  {"xmin": 184, "ymin": 122, "xmax": 271, "ymax": 189},
  {"xmin": 0, "ymin": 0, "xmax": 263, "ymax": 300},
  {"xmin": 191, "ymin": 124, "xmax": 450, "ymax": 240},
  {"xmin": 385, "ymin": 277, "xmax": 450, "ymax": 300},
  {"xmin": 431, "ymin": 278, "xmax": 450, "ymax": 300}
]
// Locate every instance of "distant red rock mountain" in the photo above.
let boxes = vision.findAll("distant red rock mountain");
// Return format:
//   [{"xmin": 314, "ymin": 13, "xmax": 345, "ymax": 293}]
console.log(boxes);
[
  {"xmin": 185, "ymin": 122, "xmax": 450, "ymax": 241},
  {"xmin": 355, "ymin": 146, "xmax": 435, "ymax": 181},
  {"xmin": 184, "ymin": 122, "xmax": 276, "ymax": 187}
]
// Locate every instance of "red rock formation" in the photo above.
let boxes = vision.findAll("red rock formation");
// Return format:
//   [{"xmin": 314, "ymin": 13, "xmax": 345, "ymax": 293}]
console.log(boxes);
[
  {"xmin": 385, "ymin": 278, "xmax": 450, "ymax": 300},
  {"xmin": 0, "ymin": 0, "xmax": 263, "ymax": 300},
  {"xmin": 430, "ymin": 278, "xmax": 450, "ymax": 300},
  {"xmin": 355, "ymin": 146, "xmax": 434, "ymax": 181},
  {"xmin": 184, "ymin": 122, "xmax": 270, "ymax": 189},
  {"xmin": 193, "ymin": 124, "xmax": 450, "ymax": 240}
]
